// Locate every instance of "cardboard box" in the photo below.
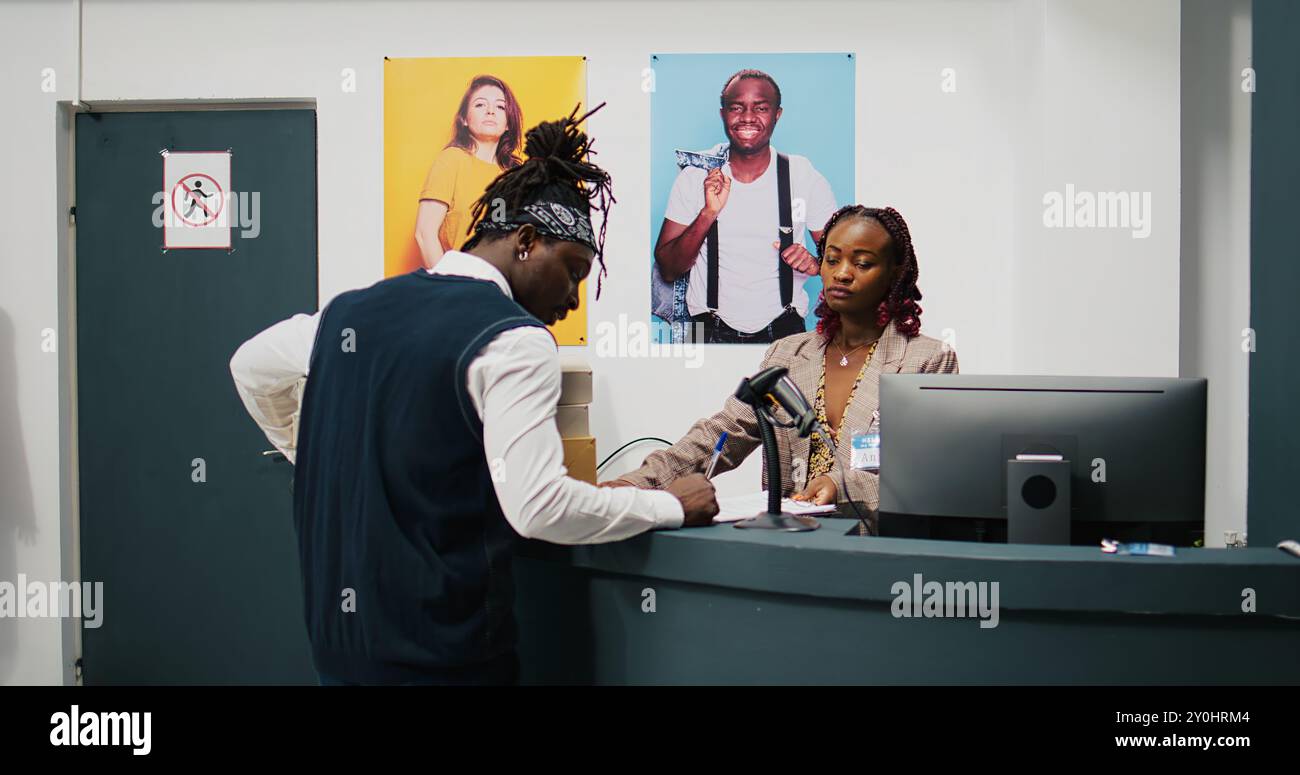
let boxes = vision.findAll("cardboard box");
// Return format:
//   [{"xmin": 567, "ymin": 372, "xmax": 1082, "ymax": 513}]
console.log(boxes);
[
  {"xmin": 556, "ymin": 404, "xmax": 589, "ymax": 438},
  {"xmin": 559, "ymin": 356, "xmax": 592, "ymax": 406},
  {"xmin": 562, "ymin": 436, "xmax": 597, "ymax": 485}
]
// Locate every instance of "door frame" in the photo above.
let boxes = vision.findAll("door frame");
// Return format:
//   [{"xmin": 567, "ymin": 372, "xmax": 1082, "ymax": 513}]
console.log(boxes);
[{"xmin": 57, "ymin": 98, "xmax": 317, "ymax": 685}]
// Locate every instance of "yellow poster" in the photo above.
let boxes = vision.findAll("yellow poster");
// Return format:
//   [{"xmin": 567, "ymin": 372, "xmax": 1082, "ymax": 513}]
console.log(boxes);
[{"xmin": 384, "ymin": 55, "xmax": 589, "ymax": 345}]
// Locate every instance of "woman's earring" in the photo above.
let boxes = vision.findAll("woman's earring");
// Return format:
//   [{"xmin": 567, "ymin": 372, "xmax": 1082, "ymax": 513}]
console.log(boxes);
[{"xmin": 517, "ymin": 250, "xmax": 529, "ymax": 262}]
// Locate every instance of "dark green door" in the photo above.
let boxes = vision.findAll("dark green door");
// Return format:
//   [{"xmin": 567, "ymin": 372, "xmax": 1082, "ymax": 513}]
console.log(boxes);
[{"xmin": 76, "ymin": 109, "xmax": 317, "ymax": 684}]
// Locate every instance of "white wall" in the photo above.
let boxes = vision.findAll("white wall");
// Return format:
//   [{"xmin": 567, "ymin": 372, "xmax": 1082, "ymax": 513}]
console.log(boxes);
[
  {"xmin": 0, "ymin": 0, "xmax": 79, "ymax": 687},
  {"xmin": 1181, "ymin": 0, "xmax": 1252, "ymax": 546},
  {"xmin": 1011, "ymin": 0, "xmax": 1181, "ymax": 376},
  {"xmin": 0, "ymin": 0, "xmax": 1197, "ymax": 684}
]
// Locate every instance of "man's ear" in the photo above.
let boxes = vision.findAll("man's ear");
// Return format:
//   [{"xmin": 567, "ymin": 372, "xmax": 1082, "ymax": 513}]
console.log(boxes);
[
  {"xmin": 513, "ymin": 223, "xmax": 538, "ymax": 256},
  {"xmin": 773, "ymin": 106, "xmax": 783, "ymax": 124}
]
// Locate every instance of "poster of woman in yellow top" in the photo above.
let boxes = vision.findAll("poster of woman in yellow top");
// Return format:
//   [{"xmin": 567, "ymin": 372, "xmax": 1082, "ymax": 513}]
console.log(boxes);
[
  {"xmin": 385, "ymin": 56, "xmax": 589, "ymax": 345},
  {"xmin": 417, "ymin": 74, "xmax": 523, "ymax": 269}
]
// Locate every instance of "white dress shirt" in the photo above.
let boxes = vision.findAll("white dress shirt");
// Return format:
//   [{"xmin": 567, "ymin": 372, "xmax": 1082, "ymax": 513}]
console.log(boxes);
[{"xmin": 229, "ymin": 250, "xmax": 685, "ymax": 543}]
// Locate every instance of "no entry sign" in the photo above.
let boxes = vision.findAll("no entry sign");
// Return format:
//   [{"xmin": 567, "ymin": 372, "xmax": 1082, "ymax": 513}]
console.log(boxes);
[{"xmin": 163, "ymin": 151, "xmax": 231, "ymax": 249}]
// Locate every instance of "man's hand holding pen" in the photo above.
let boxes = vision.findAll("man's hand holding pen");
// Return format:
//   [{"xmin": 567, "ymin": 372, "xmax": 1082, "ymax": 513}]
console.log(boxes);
[
  {"xmin": 599, "ymin": 475, "xmax": 718, "ymax": 527},
  {"xmin": 598, "ymin": 431, "xmax": 728, "ymax": 527}
]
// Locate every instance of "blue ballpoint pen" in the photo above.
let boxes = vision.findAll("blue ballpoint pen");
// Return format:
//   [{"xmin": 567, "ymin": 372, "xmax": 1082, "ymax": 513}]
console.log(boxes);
[{"xmin": 704, "ymin": 432, "xmax": 728, "ymax": 479}]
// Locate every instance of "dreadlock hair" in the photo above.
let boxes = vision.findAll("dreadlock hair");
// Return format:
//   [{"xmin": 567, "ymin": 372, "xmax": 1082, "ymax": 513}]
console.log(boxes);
[
  {"xmin": 813, "ymin": 205, "xmax": 923, "ymax": 342},
  {"xmin": 462, "ymin": 103, "xmax": 616, "ymax": 296},
  {"xmin": 719, "ymin": 69, "xmax": 782, "ymax": 109}
]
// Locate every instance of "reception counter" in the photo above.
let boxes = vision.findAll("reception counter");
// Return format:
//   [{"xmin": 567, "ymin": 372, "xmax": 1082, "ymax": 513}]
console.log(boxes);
[{"xmin": 515, "ymin": 517, "xmax": 1300, "ymax": 684}]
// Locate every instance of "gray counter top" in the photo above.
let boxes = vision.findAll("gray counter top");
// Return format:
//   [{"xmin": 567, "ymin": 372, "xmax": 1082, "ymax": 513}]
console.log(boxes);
[{"xmin": 521, "ymin": 518, "xmax": 1300, "ymax": 618}]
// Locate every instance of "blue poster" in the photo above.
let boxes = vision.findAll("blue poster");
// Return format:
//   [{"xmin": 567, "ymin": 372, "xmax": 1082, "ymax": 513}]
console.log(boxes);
[{"xmin": 649, "ymin": 52, "xmax": 856, "ymax": 344}]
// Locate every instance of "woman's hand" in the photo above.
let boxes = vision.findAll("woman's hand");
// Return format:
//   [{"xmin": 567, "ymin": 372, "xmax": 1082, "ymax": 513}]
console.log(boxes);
[{"xmin": 791, "ymin": 474, "xmax": 837, "ymax": 505}]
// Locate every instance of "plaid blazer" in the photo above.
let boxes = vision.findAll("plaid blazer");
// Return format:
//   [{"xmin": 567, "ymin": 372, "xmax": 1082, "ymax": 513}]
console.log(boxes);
[{"xmin": 617, "ymin": 321, "xmax": 959, "ymax": 528}]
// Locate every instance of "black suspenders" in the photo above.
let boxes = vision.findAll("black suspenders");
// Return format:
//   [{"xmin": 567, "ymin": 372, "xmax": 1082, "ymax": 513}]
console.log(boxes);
[
  {"xmin": 706, "ymin": 152, "xmax": 794, "ymax": 313},
  {"xmin": 706, "ymin": 220, "xmax": 721, "ymax": 310},
  {"xmin": 775, "ymin": 153, "xmax": 794, "ymax": 309}
]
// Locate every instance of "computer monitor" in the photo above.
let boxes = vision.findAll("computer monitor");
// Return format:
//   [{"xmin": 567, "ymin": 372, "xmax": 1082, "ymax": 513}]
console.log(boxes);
[{"xmin": 876, "ymin": 375, "xmax": 1206, "ymax": 545}]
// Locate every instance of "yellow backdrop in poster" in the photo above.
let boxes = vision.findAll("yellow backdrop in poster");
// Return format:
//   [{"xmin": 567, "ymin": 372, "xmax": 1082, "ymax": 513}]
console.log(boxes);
[{"xmin": 384, "ymin": 56, "xmax": 588, "ymax": 345}]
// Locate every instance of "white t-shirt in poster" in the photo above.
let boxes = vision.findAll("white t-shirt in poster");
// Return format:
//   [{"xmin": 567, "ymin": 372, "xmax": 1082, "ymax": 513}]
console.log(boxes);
[{"xmin": 664, "ymin": 146, "xmax": 837, "ymax": 333}]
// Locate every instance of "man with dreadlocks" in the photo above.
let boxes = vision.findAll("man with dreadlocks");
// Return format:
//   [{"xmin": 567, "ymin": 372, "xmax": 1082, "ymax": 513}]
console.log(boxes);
[
  {"xmin": 612, "ymin": 206, "xmax": 958, "ymax": 536},
  {"xmin": 230, "ymin": 106, "xmax": 718, "ymax": 685}
]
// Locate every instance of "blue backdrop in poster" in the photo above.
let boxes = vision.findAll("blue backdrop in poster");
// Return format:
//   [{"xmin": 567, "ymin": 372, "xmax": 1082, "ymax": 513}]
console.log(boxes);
[{"xmin": 649, "ymin": 52, "xmax": 856, "ymax": 341}]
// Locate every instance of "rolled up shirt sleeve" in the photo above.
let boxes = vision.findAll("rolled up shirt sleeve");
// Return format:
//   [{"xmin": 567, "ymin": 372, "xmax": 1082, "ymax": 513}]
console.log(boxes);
[
  {"xmin": 229, "ymin": 311, "xmax": 319, "ymax": 463},
  {"xmin": 468, "ymin": 327, "xmax": 685, "ymax": 543}
]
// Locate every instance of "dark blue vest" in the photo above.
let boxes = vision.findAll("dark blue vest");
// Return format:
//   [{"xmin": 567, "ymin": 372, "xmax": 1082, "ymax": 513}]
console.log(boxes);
[{"xmin": 293, "ymin": 270, "xmax": 545, "ymax": 683}]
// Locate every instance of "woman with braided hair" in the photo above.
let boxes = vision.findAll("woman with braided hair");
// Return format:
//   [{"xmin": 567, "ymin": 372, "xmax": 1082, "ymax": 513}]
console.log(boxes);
[
  {"xmin": 608, "ymin": 205, "xmax": 958, "ymax": 535},
  {"xmin": 230, "ymin": 106, "xmax": 719, "ymax": 685}
]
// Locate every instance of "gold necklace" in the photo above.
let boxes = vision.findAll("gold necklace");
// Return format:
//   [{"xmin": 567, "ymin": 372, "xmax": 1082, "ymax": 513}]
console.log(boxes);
[{"xmin": 835, "ymin": 337, "xmax": 878, "ymax": 367}]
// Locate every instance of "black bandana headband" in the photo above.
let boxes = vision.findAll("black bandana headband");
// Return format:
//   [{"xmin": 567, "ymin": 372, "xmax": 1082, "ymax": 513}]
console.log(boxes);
[{"xmin": 473, "ymin": 201, "xmax": 597, "ymax": 254}]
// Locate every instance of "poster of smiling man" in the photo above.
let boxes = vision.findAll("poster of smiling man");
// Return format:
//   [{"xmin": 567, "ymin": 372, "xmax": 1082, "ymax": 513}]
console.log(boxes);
[{"xmin": 649, "ymin": 53, "xmax": 855, "ymax": 345}]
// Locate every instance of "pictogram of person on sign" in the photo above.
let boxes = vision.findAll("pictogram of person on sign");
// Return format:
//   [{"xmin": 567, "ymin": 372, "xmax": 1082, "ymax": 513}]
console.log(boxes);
[{"xmin": 185, "ymin": 179, "xmax": 214, "ymax": 218}]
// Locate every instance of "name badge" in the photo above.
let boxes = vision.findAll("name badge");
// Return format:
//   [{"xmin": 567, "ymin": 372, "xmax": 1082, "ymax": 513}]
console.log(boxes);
[{"xmin": 851, "ymin": 430, "xmax": 880, "ymax": 472}]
